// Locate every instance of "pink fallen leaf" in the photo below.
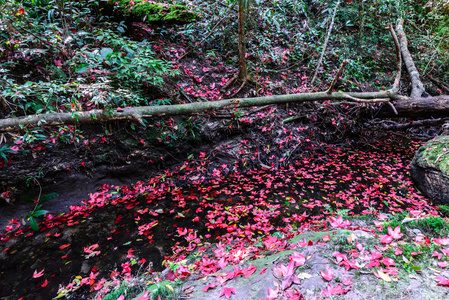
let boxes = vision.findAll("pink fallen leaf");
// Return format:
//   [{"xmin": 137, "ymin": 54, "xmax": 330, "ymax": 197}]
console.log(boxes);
[
  {"xmin": 225, "ymin": 266, "xmax": 243, "ymax": 280},
  {"xmin": 380, "ymin": 257, "xmax": 395, "ymax": 266},
  {"xmin": 441, "ymin": 248, "xmax": 449, "ymax": 256},
  {"xmin": 332, "ymin": 251, "xmax": 347, "ymax": 263},
  {"xmin": 289, "ymin": 251, "xmax": 305, "ymax": 267},
  {"xmin": 260, "ymin": 268, "xmax": 267, "ymax": 275},
  {"xmin": 438, "ymin": 261, "xmax": 449, "ymax": 268},
  {"xmin": 435, "ymin": 276, "xmax": 449, "ymax": 286},
  {"xmin": 242, "ymin": 265, "xmax": 257, "ymax": 278},
  {"xmin": 380, "ymin": 234, "xmax": 393, "ymax": 244},
  {"xmin": 264, "ymin": 287, "xmax": 279, "ymax": 300},
  {"xmin": 33, "ymin": 268, "xmax": 45, "ymax": 278},
  {"xmin": 433, "ymin": 251, "xmax": 443, "ymax": 260},
  {"xmin": 434, "ymin": 238, "xmax": 449, "ymax": 245},
  {"xmin": 329, "ymin": 215, "xmax": 351, "ymax": 228},
  {"xmin": 117, "ymin": 295, "xmax": 125, "ymax": 300},
  {"xmin": 219, "ymin": 287, "xmax": 236, "ymax": 299},
  {"xmin": 296, "ymin": 238, "xmax": 308, "ymax": 247},
  {"xmin": 342, "ymin": 276, "xmax": 354, "ymax": 286},
  {"xmin": 387, "ymin": 225, "xmax": 403, "ymax": 240},
  {"xmin": 135, "ymin": 290, "xmax": 150, "ymax": 300},
  {"xmin": 278, "ymin": 260, "xmax": 301, "ymax": 290},
  {"xmin": 202, "ymin": 282, "xmax": 218, "ymax": 292},
  {"xmin": 321, "ymin": 267, "xmax": 334, "ymax": 281},
  {"xmin": 321, "ymin": 284, "xmax": 350, "ymax": 296}
]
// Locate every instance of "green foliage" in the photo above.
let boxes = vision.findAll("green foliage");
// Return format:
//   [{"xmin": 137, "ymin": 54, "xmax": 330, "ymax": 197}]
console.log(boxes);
[
  {"xmin": 0, "ymin": 144, "xmax": 18, "ymax": 163},
  {"xmin": 438, "ymin": 205, "xmax": 449, "ymax": 217},
  {"xmin": 24, "ymin": 192, "xmax": 58, "ymax": 231},
  {"xmin": 0, "ymin": 0, "xmax": 178, "ymax": 120},
  {"xmin": 101, "ymin": 280, "xmax": 180, "ymax": 300},
  {"xmin": 381, "ymin": 212, "xmax": 449, "ymax": 238}
]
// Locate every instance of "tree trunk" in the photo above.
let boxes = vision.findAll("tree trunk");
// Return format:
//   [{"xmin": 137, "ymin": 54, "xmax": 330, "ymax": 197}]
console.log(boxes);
[{"xmin": 237, "ymin": 1, "xmax": 248, "ymax": 81}]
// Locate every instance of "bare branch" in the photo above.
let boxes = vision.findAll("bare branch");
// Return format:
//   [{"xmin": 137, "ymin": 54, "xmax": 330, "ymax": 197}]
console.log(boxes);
[
  {"xmin": 311, "ymin": 0, "xmax": 341, "ymax": 85},
  {"xmin": 326, "ymin": 59, "xmax": 349, "ymax": 94}
]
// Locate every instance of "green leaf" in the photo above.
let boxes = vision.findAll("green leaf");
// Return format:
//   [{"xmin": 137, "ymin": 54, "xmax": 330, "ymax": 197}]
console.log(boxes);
[
  {"xmin": 100, "ymin": 47, "xmax": 114, "ymax": 60},
  {"xmin": 54, "ymin": 292, "xmax": 67, "ymax": 299},
  {"xmin": 29, "ymin": 217, "xmax": 39, "ymax": 231},
  {"xmin": 31, "ymin": 209, "xmax": 49, "ymax": 217},
  {"xmin": 23, "ymin": 196, "xmax": 34, "ymax": 203},
  {"xmin": 40, "ymin": 192, "xmax": 59, "ymax": 204},
  {"xmin": 75, "ymin": 64, "xmax": 88, "ymax": 74}
]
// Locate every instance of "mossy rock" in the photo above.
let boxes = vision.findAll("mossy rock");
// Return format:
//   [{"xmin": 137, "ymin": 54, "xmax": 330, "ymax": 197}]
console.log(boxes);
[
  {"xmin": 111, "ymin": 0, "xmax": 199, "ymax": 25},
  {"xmin": 410, "ymin": 135, "xmax": 449, "ymax": 204}
]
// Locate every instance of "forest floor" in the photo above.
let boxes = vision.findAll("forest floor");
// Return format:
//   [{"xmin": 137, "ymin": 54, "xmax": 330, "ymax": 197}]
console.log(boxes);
[{"xmin": 2, "ymin": 107, "xmax": 449, "ymax": 300}]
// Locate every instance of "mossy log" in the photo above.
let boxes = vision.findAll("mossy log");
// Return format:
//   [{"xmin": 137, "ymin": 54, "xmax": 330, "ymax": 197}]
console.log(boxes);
[{"xmin": 107, "ymin": 0, "xmax": 199, "ymax": 25}]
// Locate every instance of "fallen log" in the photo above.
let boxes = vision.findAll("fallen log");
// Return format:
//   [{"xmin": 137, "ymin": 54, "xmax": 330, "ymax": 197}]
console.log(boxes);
[
  {"xmin": 377, "ymin": 96, "xmax": 449, "ymax": 118},
  {"xmin": 0, "ymin": 90, "xmax": 402, "ymax": 132}
]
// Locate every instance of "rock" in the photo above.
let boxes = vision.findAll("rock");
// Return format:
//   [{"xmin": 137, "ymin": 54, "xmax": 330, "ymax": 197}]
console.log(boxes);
[
  {"xmin": 410, "ymin": 135, "xmax": 449, "ymax": 205},
  {"xmin": 108, "ymin": 0, "xmax": 200, "ymax": 25}
]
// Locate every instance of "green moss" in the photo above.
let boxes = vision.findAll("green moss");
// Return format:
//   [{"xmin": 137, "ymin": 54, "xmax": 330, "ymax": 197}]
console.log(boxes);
[
  {"xmin": 414, "ymin": 135, "xmax": 449, "ymax": 175},
  {"xmin": 111, "ymin": 0, "xmax": 199, "ymax": 24},
  {"xmin": 289, "ymin": 230, "xmax": 335, "ymax": 244}
]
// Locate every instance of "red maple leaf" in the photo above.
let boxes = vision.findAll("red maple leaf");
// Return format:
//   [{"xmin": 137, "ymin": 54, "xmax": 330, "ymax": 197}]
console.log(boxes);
[
  {"xmin": 242, "ymin": 265, "xmax": 257, "ymax": 278},
  {"xmin": 321, "ymin": 284, "xmax": 350, "ymax": 296},
  {"xmin": 59, "ymin": 243, "xmax": 71, "ymax": 250},
  {"xmin": 277, "ymin": 260, "xmax": 301, "ymax": 290},
  {"xmin": 219, "ymin": 287, "xmax": 236, "ymax": 299},
  {"xmin": 321, "ymin": 267, "xmax": 334, "ymax": 281},
  {"xmin": 436, "ymin": 276, "xmax": 449, "ymax": 286},
  {"xmin": 289, "ymin": 251, "xmax": 305, "ymax": 267},
  {"xmin": 33, "ymin": 269, "xmax": 45, "ymax": 278},
  {"xmin": 40, "ymin": 279, "xmax": 49, "ymax": 287},
  {"xmin": 329, "ymin": 215, "xmax": 351, "ymax": 228},
  {"xmin": 202, "ymin": 282, "xmax": 218, "ymax": 292},
  {"xmin": 264, "ymin": 287, "xmax": 279, "ymax": 300},
  {"xmin": 387, "ymin": 225, "xmax": 403, "ymax": 240}
]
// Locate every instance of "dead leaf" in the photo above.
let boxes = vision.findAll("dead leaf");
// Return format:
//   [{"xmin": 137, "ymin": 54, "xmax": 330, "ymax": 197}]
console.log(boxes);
[
  {"xmin": 307, "ymin": 255, "xmax": 312, "ymax": 260},
  {"xmin": 402, "ymin": 255, "xmax": 410, "ymax": 264},
  {"xmin": 347, "ymin": 232, "xmax": 356, "ymax": 244},
  {"xmin": 297, "ymin": 273, "xmax": 313, "ymax": 279},
  {"xmin": 377, "ymin": 270, "xmax": 391, "ymax": 282},
  {"xmin": 273, "ymin": 268, "xmax": 282, "ymax": 279},
  {"xmin": 401, "ymin": 217, "xmax": 418, "ymax": 224},
  {"xmin": 409, "ymin": 274, "xmax": 419, "ymax": 279},
  {"xmin": 429, "ymin": 267, "xmax": 441, "ymax": 274},
  {"xmin": 183, "ymin": 285, "xmax": 194, "ymax": 294},
  {"xmin": 165, "ymin": 284, "xmax": 174, "ymax": 292},
  {"xmin": 212, "ymin": 272, "xmax": 227, "ymax": 277}
]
